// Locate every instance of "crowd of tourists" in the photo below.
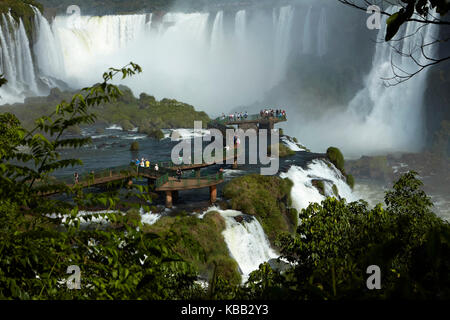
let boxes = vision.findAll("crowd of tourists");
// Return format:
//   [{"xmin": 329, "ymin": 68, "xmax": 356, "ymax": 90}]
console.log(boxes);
[
  {"xmin": 260, "ymin": 108, "xmax": 286, "ymax": 119},
  {"xmin": 220, "ymin": 111, "xmax": 249, "ymax": 121},
  {"xmin": 134, "ymin": 157, "xmax": 159, "ymax": 171},
  {"xmin": 219, "ymin": 109, "xmax": 286, "ymax": 122}
]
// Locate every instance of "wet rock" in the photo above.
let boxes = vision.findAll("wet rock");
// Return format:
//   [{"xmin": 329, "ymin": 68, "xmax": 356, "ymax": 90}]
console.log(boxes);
[
  {"xmin": 311, "ymin": 179, "xmax": 325, "ymax": 196},
  {"xmin": 268, "ymin": 258, "xmax": 292, "ymax": 273}
]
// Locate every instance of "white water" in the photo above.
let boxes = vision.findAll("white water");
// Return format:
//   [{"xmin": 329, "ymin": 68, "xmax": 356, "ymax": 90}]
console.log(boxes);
[
  {"xmin": 280, "ymin": 159, "xmax": 359, "ymax": 211},
  {"xmin": 32, "ymin": 7, "xmax": 65, "ymax": 81},
  {"xmin": 0, "ymin": 13, "xmax": 39, "ymax": 103},
  {"xmin": 317, "ymin": 7, "xmax": 328, "ymax": 57},
  {"xmin": 302, "ymin": 6, "xmax": 313, "ymax": 55},
  {"xmin": 281, "ymin": 136, "xmax": 306, "ymax": 151},
  {"xmin": 201, "ymin": 207, "xmax": 278, "ymax": 283},
  {"xmin": 0, "ymin": 5, "xmax": 302, "ymax": 109},
  {"xmin": 167, "ymin": 128, "xmax": 211, "ymax": 141},
  {"xmin": 272, "ymin": 6, "xmax": 295, "ymax": 87},
  {"xmin": 297, "ymin": 8, "xmax": 440, "ymax": 156},
  {"xmin": 0, "ymin": 4, "xmax": 442, "ymax": 159}
]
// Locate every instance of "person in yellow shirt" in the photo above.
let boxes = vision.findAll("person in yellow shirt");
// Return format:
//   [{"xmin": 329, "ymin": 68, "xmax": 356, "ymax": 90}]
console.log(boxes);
[{"xmin": 145, "ymin": 159, "xmax": 150, "ymax": 168}]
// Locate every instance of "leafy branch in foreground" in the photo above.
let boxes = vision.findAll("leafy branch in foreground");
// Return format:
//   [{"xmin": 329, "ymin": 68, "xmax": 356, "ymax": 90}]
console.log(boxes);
[
  {"xmin": 0, "ymin": 65, "xmax": 202, "ymax": 299},
  {"xmin": 338, "ymin": 0, "xmax": 449, "ymax": 85}
]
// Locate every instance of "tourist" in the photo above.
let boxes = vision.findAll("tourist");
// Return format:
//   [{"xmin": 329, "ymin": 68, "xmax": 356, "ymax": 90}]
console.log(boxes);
[
  {"xmin": 145, "ymin": 159, "xmax": 150, "ymax": 168},
  {"xmin": 74, "ymin": 172, "xmax": 79, "ymax": 184},
  {"xmin": 140, "ymin": 158, "xmax": 145, "ymax": 167},
  {"xmin": 154, "ymin": 163, "xmax": 159, "ymax": 171},
  {"xmin": 176, "ymin": 168, "xmax": 182, "ymax": 181},
  {"xmin": 135, "ymin": 158, "xmax": 140, "ymax": 167}
]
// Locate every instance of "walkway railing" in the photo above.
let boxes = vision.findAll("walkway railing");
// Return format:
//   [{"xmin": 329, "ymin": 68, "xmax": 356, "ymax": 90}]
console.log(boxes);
[
  {"xmin": 56, "ymin": 164, "xmax": 135, "ymax": 185},
  {"xmin": 157, "ymin": 172, "xmax": 224, "ymax": 190},
  {"xmin": 155, "ymin": 173, "xmax": 169, "ymax": 189}
]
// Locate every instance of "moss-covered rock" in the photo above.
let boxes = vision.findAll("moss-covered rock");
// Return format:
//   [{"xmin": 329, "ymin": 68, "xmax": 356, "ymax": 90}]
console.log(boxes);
[
  {"xmin": 312, "ymin": 179, "xmax": 325, "ymax": 196},
  {"xmin": 326, "ymin": 146, "xmax": 356, "ymax": 189},
  {"xmin": 268, "ymin": 143, "xmax": 295, "ymax": 158},
  {"xmin": 223, "ymin": 174, "xmax": 297, "ymax": 246},
  {"xmin": 130, "ymin": 141, "xmax": 139, "ymax": 151},
  {"xmin": 143, "ymin": 212, "xmax": 241, "ymax": 284},
  {"xmin": 346, "ymin": 174, "xmax": 355, "ymax": 189},
  {"xmin": 120, "ymin": 119, "xmax": 134, "ymax": 131},
  {"xmin": 139, "ymin": 126, "xmax": 164, "ymax": 140},
  {"xmin": 326, "ymin": 147, "xmax": 345, "ymax": 173},
  {"xmin": 332, "ymin": 184, "xmax": 339, "ymax": 197}
]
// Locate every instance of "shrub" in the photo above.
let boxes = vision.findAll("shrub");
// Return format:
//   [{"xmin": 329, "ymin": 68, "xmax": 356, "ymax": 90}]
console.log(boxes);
[
  {"xmin": 326, "ymin": 147, "xmax": 345, "ymax": 172},
  {"xmin": 223, "ymin": 175, "xmax": 296, "ymax": 245},
  {"xmin": 130, "ymin": 141, "xmax": 139, "ymax": 151},
  {"xmin": 332, "ymin": 184, "xmax": 339, "ymax": 196},
  {"xmin": 120, "ymin": 119, "xmax": 134, "ymax": 131},
  {"xmin": 346, "ymin": 174, "xmax": 355, "ymax": 190},
  {"xmin": 312, "ymin": 180, "xmax": 325, "ymax": 196}
]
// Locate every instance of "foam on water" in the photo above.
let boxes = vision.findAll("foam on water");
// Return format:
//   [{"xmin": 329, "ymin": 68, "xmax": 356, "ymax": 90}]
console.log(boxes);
[
  {"xmin": 280, "ymin": 159, "xmax": 359, "ymax": 211},
  {"xmin": 201, "ymin": 207, "xmax": 278, "ymax": 283}
]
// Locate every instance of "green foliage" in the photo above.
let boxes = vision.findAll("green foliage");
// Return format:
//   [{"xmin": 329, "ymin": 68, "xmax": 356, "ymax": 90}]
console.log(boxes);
[
  {"xmin": 326, "ymin": 147, "xmax": 345, "ymax": 172},
  {"xmin": 120, "ymin": 119, "xmax": 134, "ymax": 131},
  {"xmin": 139, "ymin": 126, "xmax": 164, "ymax": 140},
  {"xmin": 0, "ymin": 65, "xmax": 202, "ymax": 299},
  {"xmin": 326, "ymin": 146, "xmax": 356, "ymax": 189},
  {"xmin": 269, "ymin": 143, "xmax": 295, "ymax": 158},
  {"xmin": 5, "ymin": 86, "xmax": 210, "ymax": 133},
  {"xmin": 223, "ymin": 174, "xmax": 297, "ymax": 245},
  {"xmin": 312, "ymin": 180, "xmax": 325, "ymax": 196},
  {"xmin": 346, "ymin": 174, "xmax": 354, "ymax": 189},
  {"xmin": 258, "ymin": 171, "xmax": 449, "ymax": 299},
  {"xmin": 130, "ymin": 141, "xmax": 139, "ymax": 151},
  {"xmin": 143, "ymin": 212, "xmax": 241, "ymax": 285},
  {"xmin": 385, "ymin": 1, "xmax": 449, "ymax": 41}
]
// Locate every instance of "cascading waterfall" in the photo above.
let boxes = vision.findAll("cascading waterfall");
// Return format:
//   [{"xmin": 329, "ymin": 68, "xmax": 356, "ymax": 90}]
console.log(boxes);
[
  {"xmin": 317, "ymin": 7, "xmax": 328, "ymax": 57},
  {"xmin": 0, "ymin": 4, "xmax": 303, "ymax": 109},
  {"xmin": 343, "ymin": 9, "xmax": 440, "ymax": 154},
  {"xmin": 234, "ymin": 10, "xmax": 246, "ymax": 50},
  {"xmin": 280, "ymin": 159, "xmax": 359, "ymax": 212},
  {"xmin": 272, "ymin": 6, "xmax": 295, "ymax": 87},
  {"xmin": 0, "ymin": 12, "xmax": 40, "ymax": 103},
  {"xmin": 210, "ymin": 11, "xmax": 224, "ymax": 54},
  {"xmin": 32, "ymin": 6, "xmax": 65, "ymax": 82},
  {"xmin": 302, "ymin": 6, "xmax": 312, "ymax": 55},
  {"xmin": 296, "ymin": 7, "xmax": 440, "ymax": 156},
  {"xmin": 202, "ymin": 208, "xmax": 278, "ymax": 283}
]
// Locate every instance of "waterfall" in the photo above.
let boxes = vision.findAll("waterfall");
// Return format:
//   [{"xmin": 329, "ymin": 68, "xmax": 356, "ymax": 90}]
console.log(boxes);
[
  {"xmin": 272, "ymin": 6, "xmax": 295, "ymax": 87},
  {"xmin": 234, "ymin": 10, "xmax": 246, "ymax": 49},
  {"xmin": 210, "ymin": 11, "xmax": 224, "ymax": 53},
  {"xmin": 32, "ymin": 6, "xmax": 65, "ymax": 80},
  {"xmin": 302, "ymin": 6, "xmax": 312, "ymax": 55},
  {"xmin": 280, "ymin": 160, "xmax": 359, "ymax": 212},
  {"xmin": 317, "ymin": 7, "xmax": 327, "ymax": 57},
  {"xmin": 0, "ymin": 6, "xmax": 301, "ymax": 109},
  {"xmin": 201, "ymin": 208, "xmax": 278, "ymax": 283},
  {"xmin": 0, "ymin": 12, "xmax": 40, "ymax": 104},
  {"xmin": 343, "ymin": 9, "xmax": 440, "ymax": 154}
]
